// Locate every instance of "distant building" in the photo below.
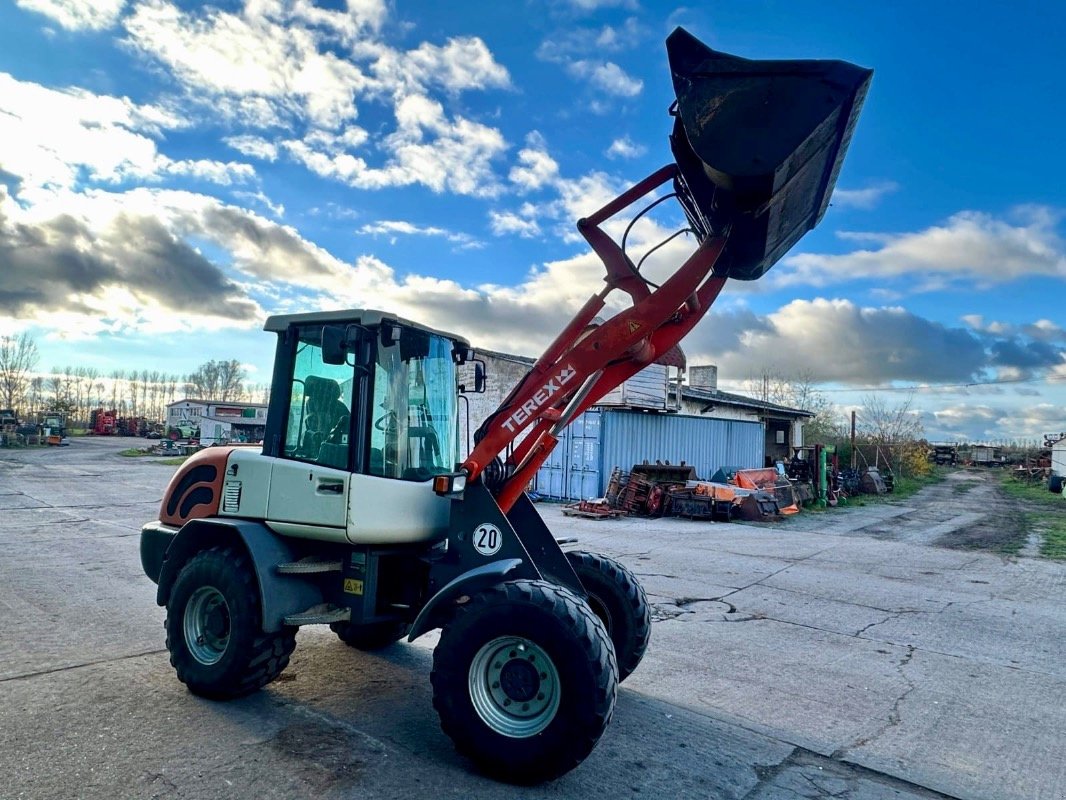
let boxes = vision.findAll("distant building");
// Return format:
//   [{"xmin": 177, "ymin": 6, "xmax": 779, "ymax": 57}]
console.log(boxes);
[{"xmin": 166, "ymin": 399, "xmax": 268, "ymax": 445}]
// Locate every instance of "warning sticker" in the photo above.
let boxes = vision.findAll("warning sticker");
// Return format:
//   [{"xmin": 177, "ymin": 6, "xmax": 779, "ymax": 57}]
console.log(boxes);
[{"xmin": 343, "ymin": 578, "xmax": 364, "ymax": 595}]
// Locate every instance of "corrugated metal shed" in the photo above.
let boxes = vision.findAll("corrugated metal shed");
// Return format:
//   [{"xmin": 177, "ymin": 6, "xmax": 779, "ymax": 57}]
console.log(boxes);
[
  {"xmin": 601, "ymin": 410, "xmax": 763, "ymax": 486},
  {"xmin": 535, "ymin": 408, "xmax": 764, "ymax": 501}
]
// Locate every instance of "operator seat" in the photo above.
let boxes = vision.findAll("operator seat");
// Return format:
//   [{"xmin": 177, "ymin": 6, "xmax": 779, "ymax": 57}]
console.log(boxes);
[{"xmin": 303, "ymin": 376, "xmax": 348, "ymax": 467}]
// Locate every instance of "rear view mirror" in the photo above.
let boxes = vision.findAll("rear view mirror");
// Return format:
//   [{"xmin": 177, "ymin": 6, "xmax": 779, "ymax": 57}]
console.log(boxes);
[
  {"xmin": 321, "ymin": 326, "xmax": 347, "ymax": 365},
  {"xmin": 474, "ymin": 361, "xmax": 487, "ymax": 394}
]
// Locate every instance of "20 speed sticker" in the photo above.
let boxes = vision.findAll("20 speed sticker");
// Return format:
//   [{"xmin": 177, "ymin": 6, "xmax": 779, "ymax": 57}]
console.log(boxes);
[{"xmin": 472, "ymin": 523, "xmax": 503, "ymax": 556}]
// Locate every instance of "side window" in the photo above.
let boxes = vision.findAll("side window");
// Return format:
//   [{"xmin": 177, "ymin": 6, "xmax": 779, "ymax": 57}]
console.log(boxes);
[{"xmin": 283, "ymin": 331, "xmax": 354, "ymax": 469}]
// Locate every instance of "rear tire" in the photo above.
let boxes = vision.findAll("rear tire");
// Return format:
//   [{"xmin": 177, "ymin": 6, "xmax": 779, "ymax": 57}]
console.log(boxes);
[
  {"xmin": 330, "ymin": 620, "xmax": 409, "ymax": 650},
  {"xmin": 566, "ymin": 551, "xmax": 651, "ymax": 682},
  {"xmin": 165, "ymin": 546, "xmax": 296, "ymax": 699},
  {"xmin": 431, "ymin": 580, "xmax": 617, "ymax": 783}
]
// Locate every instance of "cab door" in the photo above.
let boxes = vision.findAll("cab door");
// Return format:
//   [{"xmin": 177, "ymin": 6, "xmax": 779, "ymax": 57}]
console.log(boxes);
[{"xmin": 266, "ymin": 328, "xmax": 357, "ymax": 541}]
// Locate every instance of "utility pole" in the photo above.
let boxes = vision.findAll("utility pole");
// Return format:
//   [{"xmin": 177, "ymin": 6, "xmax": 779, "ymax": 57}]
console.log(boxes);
[{"xmin": 850, "ymin": 410, "xmax": 857, "ymax": 469}]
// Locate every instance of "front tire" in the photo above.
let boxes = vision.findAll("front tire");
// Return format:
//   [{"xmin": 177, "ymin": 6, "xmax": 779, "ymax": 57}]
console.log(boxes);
[
  {"xmin": 566, "ymin": 551, "xmax": 651, "ymax": 682},
  {"xmin": 431, "ymin": 580, "xmax": 617, "ymax": 783},
  {"xmin": 165, "ymin": 546, "xmax": 296, "ymax": 699}
]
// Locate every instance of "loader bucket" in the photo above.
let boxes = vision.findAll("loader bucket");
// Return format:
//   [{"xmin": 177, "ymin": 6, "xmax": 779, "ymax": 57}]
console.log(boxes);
[{"xmin": 667, "ymin": 28, "xmax": 873, "ymax": 280}]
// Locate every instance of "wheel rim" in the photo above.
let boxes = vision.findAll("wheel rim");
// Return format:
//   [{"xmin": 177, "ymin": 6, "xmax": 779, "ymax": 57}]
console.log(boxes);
[
  {"xmin": 468, "ymin": 636, "xmax": 560, "ymax": 738},
  {"xmin": 184, "ymin": 586, "xmax": 231, "ymax": 665}
]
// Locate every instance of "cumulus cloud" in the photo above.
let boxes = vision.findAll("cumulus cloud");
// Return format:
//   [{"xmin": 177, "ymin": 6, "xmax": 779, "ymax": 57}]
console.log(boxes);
[
  {"xmin": 16, "ymin": 0, "xmax": 126, "ymax": 31},
  {"xmin": 0, "ymin": 188, "xmax": 260, "ymax": 329},
  {"xmin": 509, "ymin": 133, "xmax": 559, "ymax": 192},
  {"xmin": 490, "ymin": 210, "xmax": 541, "ymax": 239},
  {"xmin": 0, "ymin": 72, "xmax": 252, "ymax": 202},
  {"xmin": 777, "ymin": 206, "xmax": 1066, "ymax": 289},
  {"xmin": 224, "ymin": 135, "xmax": 279, "ymax": 161},
  {"xmin": 606, "ymin": 136, "xmax": 646, "ymax": 159},
  {"xmin": 685, "ymin": 298, "xmax": 991, "ymax": 385},
  {"xmin": 565, "ymin": 60, "xmax": 642, "ymax": 97},
  {"xmin": 120, "ymin": 2, "xmax": 513, "ymax": 198}
]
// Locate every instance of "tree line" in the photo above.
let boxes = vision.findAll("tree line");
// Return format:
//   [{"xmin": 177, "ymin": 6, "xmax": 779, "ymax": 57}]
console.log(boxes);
[{"xmin": 0, "ymin": 333, "xmax": 269, "ymax": 428}]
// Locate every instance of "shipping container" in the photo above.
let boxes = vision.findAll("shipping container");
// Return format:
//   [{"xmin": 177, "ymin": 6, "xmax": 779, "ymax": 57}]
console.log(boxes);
[{"xmin": 535, "ymin": 408, "xmax": 764, "ymax": 501}]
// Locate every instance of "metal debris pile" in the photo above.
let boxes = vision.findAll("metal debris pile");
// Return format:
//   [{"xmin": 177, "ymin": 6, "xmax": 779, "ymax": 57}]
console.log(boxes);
[{"xmin": 563, "ymin": 454, "xmax": 894, "ymax": 522}]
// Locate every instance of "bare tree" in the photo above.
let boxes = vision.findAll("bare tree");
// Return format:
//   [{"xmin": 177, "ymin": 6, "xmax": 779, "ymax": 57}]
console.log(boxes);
[
  {"xmin": 0, "ymin": 333, "xmax": 39, "ymax": 411},
  {"xmin": 858, "ymin": 391, "xmax": 923, "ymax": 443},
  {"xmin": 186, "ymin": 360, "xmax": 246, "ymax": 402}
]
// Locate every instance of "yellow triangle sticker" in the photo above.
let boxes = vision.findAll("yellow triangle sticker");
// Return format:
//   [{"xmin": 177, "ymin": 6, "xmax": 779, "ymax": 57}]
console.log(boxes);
[{"xmin": 627, "ymin": 320, "xmax": 641, "ymax": 334}]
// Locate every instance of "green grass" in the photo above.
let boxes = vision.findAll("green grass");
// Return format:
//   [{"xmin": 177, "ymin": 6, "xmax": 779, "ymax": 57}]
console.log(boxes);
[
  {"xmin": 1039, "ymin": 516, "xmax": 1066, "ymax": 560},
  {"xmin": 1001, "ymin": 474, "xmax": 1066, "ymax": 560},
  {"xmin": 153, "ymin": 457, "xmax": 190, "ymax": 466},
  {"xmin": 118, "ymin": 448, "xmax": 156, "ymax": 457}
]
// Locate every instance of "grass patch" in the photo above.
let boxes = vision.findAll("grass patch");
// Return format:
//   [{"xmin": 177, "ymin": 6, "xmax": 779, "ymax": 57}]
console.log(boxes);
[
  {"xmin": 1038, "ymin": 515, "xmax": 1066, "ymax": 559},
  {"xmin": 118, "ymin": 448, "xmax": 156, "ymax": 457},
  {"xmin": 1000, "ymin": 475, "xmax": 1065, "ymax": 507},
  {"xmin": 154, "ymin": 457, "xmax": 190, "ymax": 466},
  {"xmin": 1001, "ymin": 474, "xmax": 1066, "ymax": 560}
]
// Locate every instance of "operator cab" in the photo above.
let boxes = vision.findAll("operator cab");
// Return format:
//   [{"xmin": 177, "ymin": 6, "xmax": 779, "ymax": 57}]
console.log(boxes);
[{"xmin": 263, "ymin": 310, "xmax": 470, "ymax": 482}]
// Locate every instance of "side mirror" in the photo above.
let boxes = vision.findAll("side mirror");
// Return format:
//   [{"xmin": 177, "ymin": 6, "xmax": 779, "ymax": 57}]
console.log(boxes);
[
  {"xmin": 380, "ymin": 323, "xmax": 399, "ymax": 347},
  {"xmin": 474, "ymin": 361, "xmax": 487, "ymax": 394},
  {"xmin": 321, "ymin": 326, "xmax": 347, "ymax": 365}
]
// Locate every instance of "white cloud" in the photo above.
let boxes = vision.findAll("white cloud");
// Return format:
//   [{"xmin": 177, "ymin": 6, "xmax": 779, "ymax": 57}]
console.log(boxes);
[
  {"xmin": 831, "ymin": 181, "xmax": 899, "ymax": 209},
  {"xmin": 776, "ymin": 207, "xmax": 1066, "ymax": 289},
  {"xmin": 358, "ymin": 220, "xmax": 482, "ymax": 248},
  {"xmin": 605, "ymin": 136, "xmax": 645, "ymax": 159},
  {"xmin": 402, "ymin": 37, "xmax": 511, "ymax": 94},
  {"xmin": 0, "ymin": 72, "xmax": 242, "ymax": 200},
  {"xmin": 490, "ymin": 211, "xmax": 541, "ymax": 238},
  {"xmin": 566, "ymin": 60, "xmax": 642, "ymax": 97},
  {"xmin": 224, "ymin": 135, "xmax": 279, "ymax": 161},
  {"xmin": 509, "ymin": 133, "xmax": 559, "ymax": 192},
  {"xmin": 15, "ymin": 0, "xmax": 126, "ymax": 31},
  {"xmin": 123, "ymin": 0, "xmax": 369, "ymax": 129}
]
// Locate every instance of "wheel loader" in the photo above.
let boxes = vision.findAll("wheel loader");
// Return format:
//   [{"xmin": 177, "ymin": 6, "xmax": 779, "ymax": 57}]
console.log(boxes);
[{"xmin": 140, "ymin": 28, "xmax": 871, "ymax": 782}]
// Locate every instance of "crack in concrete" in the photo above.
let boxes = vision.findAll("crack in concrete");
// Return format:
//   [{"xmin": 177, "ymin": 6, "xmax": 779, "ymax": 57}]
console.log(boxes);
[
  {"xmin": 0, "ymin": 648, "xmax": 167, "ymax": 683},
  {"xmin": 831, "ymin": 645, "xmax": 917, "ymax": 759}
]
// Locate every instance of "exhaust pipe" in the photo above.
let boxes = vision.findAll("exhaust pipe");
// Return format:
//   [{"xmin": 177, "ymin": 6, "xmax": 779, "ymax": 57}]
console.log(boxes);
[{"xmin": 667, "ymin": 28, "xmax": 873, "ymax": 280}]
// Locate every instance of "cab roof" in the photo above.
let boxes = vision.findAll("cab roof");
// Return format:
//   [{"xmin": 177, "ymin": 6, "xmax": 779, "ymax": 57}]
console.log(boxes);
[{"xmin": 263, "ymin": 309, "xmax": 470, "ymax": 347}]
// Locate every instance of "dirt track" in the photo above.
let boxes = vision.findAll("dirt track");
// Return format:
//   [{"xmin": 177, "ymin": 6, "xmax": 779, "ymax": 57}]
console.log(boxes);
[{"xmin": 760, "ymin": 468, "xmax": 1035, "ymax": 554}]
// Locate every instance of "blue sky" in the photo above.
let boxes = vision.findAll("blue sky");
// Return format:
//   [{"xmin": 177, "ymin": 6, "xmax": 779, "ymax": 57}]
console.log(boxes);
[{"xmin": 1, "ymin": 0, "xmax": 1064, "ymax": 442}]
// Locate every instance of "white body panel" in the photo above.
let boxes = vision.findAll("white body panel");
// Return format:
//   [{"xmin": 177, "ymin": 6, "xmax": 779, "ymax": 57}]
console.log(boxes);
[
  {"xmin": 266, "ymin": 458, "xmax": 348, "ymax": 538},
  {"xmin": 214, "ymin": 450, "xmax": 449, "ymax": 544},
  {"xmin": 217, "ymin": 448, "xmax": 271, "ymax": 519},
  {"xmin": 346, "ymin": 474, "xmax": 450, "ymax": 544}
]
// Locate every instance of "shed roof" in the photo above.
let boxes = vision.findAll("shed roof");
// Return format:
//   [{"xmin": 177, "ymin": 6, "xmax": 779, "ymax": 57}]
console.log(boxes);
[{"xmin": 681, "ymin": 386, "xmax": 814, "ymax": 418}]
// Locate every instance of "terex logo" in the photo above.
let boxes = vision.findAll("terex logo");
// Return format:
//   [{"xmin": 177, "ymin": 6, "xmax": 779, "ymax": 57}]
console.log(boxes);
[{"xmin": 501, "ymin": 365, "xmax": 578, "ymax": 432}]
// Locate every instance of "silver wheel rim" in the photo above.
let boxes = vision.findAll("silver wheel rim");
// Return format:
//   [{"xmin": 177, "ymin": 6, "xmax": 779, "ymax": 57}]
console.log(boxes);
[
  {"xmin": 184, "ymin": 586, "xmax": 230, "ymax": 665},
  {"xmin": 468, "ymin": 636, "xmax": 560, "ymax": 738}
]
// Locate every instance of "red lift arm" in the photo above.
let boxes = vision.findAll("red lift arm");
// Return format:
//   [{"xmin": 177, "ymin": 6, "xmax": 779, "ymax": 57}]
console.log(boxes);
[{"xmin": 462, "ymin": 28, "xmax": 873, "ymax": 512}]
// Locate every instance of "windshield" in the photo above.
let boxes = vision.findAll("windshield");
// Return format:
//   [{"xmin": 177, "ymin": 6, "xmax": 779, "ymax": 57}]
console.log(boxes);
[{"xmin": 369, "ymin": 330, "xmax": 457, "ymax": 481}]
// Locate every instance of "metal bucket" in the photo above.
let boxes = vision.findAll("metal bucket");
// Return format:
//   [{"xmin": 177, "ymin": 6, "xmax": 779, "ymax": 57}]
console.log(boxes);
[{"xmin": 667, "ymin": 28, "xmax": 873, "ymax": 280}]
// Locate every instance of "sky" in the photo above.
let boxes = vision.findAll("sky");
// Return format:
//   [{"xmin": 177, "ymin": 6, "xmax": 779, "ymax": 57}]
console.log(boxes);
[{"xmin": 1, "ymin": 0, "xmax": 1064, "ymax": 444}]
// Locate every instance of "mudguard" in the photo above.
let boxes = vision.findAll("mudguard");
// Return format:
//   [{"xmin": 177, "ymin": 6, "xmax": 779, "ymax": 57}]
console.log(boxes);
[
  {"xmin": 155, "ymin": 518, "xmax": 321, "ymax": 633},
  {"xmin": 407, "ymin": 558, "xmax": 524, "ymax": 642}
]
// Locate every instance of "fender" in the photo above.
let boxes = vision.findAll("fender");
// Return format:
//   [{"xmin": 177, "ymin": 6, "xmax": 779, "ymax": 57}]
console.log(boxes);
[
  {"xmin": 155, "ymin": 518, "xmax": 321, "ymax": 633},
  {"xmin": 407, "ymin": 558, "xmax": 524, "ymax": 642}
]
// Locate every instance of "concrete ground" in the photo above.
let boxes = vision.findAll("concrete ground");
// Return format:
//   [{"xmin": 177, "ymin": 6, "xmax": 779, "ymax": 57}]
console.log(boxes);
[{"xmin": 1, "ymin": 438, "xmax": 1063, "ymax": 799}]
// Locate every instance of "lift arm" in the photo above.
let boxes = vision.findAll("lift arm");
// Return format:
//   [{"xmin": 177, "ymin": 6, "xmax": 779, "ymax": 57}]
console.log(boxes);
[{"xmin": 461, "ymin": 27, "xmax": 873, "ymax": 513}]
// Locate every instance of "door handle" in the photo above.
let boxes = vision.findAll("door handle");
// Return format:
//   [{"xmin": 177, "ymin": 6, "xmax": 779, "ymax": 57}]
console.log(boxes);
[{"xmin": 316, "ymin": 478, "xmax": 345, "ymax": 495}]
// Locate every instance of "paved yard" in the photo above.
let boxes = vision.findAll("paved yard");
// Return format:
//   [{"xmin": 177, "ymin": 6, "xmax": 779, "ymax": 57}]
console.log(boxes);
[{"xmin": 1, "ymin": 439, "xmax": 1062, "ymax": 799}]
